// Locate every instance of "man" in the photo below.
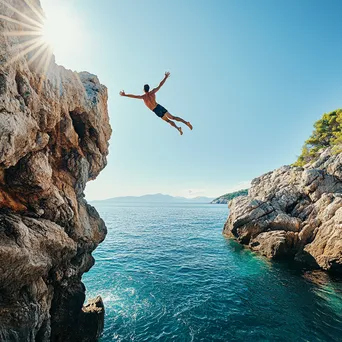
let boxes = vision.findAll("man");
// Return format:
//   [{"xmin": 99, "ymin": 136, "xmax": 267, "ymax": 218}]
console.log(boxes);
[{"xmin": 119, "ymin": 72, "xmax": 193, "ymax": 135}]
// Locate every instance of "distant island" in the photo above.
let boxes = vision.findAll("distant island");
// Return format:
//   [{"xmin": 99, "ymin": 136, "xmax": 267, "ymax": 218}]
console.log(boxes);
[
  {"xmin": 90, "ymin": 193, "xmax": 214, "ymax": 204},
  {"xmin": 211, "ymin": 189, "xmax": 248, "ymax": 204}
]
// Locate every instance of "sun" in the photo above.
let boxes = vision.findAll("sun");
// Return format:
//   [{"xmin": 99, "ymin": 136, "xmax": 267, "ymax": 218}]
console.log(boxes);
[
  {"xmin": 40, "ymin": 3, "xmax": 84, "ymax": 58},
  {"xmin": 41, "ymin": 15, "xmax": 62, "ymax": 51},
  {"xmin": 0, "ymin": 0, "xmax": 84, "ymax": 74}
]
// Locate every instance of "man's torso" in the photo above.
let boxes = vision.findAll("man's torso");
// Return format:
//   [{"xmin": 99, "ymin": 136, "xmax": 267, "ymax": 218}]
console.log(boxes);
[{"xmin": 142, "ymin": 92, "xmax": 157, "ymax": 110}]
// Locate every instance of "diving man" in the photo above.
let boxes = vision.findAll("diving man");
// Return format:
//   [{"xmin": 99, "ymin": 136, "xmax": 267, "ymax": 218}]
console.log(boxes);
[{"xmin": 120, "ymin": 72, "xmax": 193, "ymax": 135}]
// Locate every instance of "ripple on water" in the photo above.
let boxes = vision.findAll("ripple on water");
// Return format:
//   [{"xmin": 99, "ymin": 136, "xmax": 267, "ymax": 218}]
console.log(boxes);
[{"xmin": 84, "ymin": 203, "xmax": 342, "ymax": 342}]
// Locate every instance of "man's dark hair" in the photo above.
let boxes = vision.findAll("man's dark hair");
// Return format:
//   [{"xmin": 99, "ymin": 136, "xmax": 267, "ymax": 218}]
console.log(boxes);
[{"xmin": 144, "ymin": 84, "xmax": 150, "ymax": 92}]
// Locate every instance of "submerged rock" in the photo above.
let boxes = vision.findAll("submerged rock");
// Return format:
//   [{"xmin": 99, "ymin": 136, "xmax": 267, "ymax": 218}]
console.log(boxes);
[
  {"xmin": 0, "ymin": 0, "xmax": 111, "ymax": 340},
  {"xmin": 223, "ymin": 149, "xmax": 342, "ymax": 273}
]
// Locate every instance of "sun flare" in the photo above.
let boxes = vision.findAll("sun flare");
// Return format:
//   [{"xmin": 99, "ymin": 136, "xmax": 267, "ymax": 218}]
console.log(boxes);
[
  {"xmin": 0, "ymin": 0, "xmax": 83, "ymax": 76},
  {"xmin": 41, "ymin": 3, "xmax": 84, "ymax": 58}
]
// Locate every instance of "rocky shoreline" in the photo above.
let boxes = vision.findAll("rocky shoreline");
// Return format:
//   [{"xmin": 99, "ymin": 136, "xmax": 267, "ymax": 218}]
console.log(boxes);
[
  {"xmin": 224, "ymin": 148, "xmax": 342, "ymax": 273},
  {"xmin": 0, "ymin": 0, "xmax": 111, "ymax": 340}
]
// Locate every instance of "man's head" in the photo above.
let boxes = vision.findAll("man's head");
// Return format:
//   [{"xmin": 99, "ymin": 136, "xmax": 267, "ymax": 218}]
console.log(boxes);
[{"xmin": 144, "ymin": 84, "xmax": 150, "ymax": 93}]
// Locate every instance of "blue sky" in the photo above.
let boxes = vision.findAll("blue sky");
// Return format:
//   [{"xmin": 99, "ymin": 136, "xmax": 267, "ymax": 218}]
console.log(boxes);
[{"xmin": 41, "ymin": 0, "xmax": 342, "ymax": 199}]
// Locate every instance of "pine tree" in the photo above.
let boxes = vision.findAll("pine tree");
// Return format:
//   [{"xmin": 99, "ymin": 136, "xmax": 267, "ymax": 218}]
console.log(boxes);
[{"xmin": 294, "ymin": 109, "xmax": 342, "ymax": 166}]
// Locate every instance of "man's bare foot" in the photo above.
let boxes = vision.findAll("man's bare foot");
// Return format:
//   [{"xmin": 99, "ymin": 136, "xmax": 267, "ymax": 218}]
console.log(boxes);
[
  {"xmin": 187, "ymin": 122, "xmax": 193, "ymax": 130},
  {"xmin": 178, "ymin": 127, "xmax": 183, "ymax": 135}
]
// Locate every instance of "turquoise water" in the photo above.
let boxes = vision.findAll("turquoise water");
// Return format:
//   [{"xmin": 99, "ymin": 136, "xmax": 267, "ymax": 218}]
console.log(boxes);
[{"xmin": 83, "ymin": 203, "xmax": 342, "ymax": 342}]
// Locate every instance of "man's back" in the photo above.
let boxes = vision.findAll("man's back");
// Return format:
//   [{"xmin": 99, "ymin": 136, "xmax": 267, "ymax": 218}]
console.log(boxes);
[{"xmin": 142, "ymin": 91, "xmax": 157, "ymax": 110}]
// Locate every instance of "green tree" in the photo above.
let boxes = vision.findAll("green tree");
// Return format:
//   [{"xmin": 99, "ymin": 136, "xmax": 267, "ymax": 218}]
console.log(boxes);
[{"xmin": 294, "ymin": 109, "xmax": 342, "ymax": 166}]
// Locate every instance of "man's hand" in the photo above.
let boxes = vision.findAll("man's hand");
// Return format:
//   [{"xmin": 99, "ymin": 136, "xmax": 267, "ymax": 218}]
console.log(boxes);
[
  {"xmin": 151, "ymin": 73, "xmax": 171, "ymax": 93},
  {"xmin": 119, "ymin": 90, "xmax": 126, "ymax": 96}
]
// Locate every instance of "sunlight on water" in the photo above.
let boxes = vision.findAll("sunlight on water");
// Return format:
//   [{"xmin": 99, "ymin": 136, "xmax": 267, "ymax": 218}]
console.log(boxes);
[{"xmin": 83, "ymin": 203, "xmax": 342, "ymax": 342}]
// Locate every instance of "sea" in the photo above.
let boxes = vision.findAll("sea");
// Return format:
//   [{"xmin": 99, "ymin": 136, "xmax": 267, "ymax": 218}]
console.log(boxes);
[{"xmin": 83, "ymin": 203, "xmax": 342, "ymax": 342}]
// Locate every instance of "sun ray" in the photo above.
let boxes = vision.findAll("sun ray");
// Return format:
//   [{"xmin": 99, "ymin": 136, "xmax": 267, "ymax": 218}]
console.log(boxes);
[
  {"xmin": 4, "ymin": 39, "xmax": 45, "ymax": 67},
  {"xmin": 38, "ymin": 48, "xmax": 53, "ymax": 93},
  {"xmin": 22, "ymin": 0, "xmax": 45, "ymax": 24},
  {"xmin": 3, "ymin": 30, "xmax": 41, "ymax": 37},
  {"xmin": 0, "ymin": 14, "xmax": 41, "ymax": 31},
  {"xmin": 0, "ymin": 0, "xmax": 43, "ymax": 28},
  {"xmin": 1, "ymin": 0, "xmax": 83, "ymax": 83},
  {"xmin": 11, "ymin": 35, "xmax": 42, "ymax": 51},
  {"xmin": 27, "ymin": 42, "xmax": 49, "ymax": 66},
  {"xmin": 0, "ymin": 2, "xmax": 52, "ymax": 77}
]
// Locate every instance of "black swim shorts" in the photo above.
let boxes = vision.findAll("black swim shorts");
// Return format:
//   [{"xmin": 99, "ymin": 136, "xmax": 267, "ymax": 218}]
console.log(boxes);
[{"xmin": 152, "ymin": 104, "xmax": 168, "ymax": 118}]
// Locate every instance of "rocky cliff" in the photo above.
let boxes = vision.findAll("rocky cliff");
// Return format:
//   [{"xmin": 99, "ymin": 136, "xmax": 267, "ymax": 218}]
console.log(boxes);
[
  {"xmin": 224, "ymin": 148, "xmax": 342, "ymax": 273},
  {"xmin": 0, "ymin": 1, "xmax": 112, "ymax": 341}
]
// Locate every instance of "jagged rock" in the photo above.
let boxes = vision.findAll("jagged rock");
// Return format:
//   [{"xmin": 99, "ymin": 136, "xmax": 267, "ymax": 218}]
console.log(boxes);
[
  {"xmin": 0, "ymin": 1, "xmax": 111, "ymax": 341},
  {"xmin": 78, "ymin": 296, "xmax": 105, "ymax": 342},
  {"xmin": 224, "ymin": 148, "xmax": 342, "ymax": 273},
  {"xmin": 249, "ymin": 230, "xmax": 298, "ymax": 259}
]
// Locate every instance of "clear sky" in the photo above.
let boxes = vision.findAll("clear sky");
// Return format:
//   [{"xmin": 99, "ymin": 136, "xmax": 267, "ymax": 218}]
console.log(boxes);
[{"xmin": 41, "ymin": 0, "xmax": 342, "ymax": 199}]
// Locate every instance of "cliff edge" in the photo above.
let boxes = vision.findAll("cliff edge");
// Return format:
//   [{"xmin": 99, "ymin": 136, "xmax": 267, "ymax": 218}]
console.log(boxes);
[
  {"xmin": 0, "ymin": 1, "xmax": 112, "ymax": 341},
  {"xmin": 224, "ymin": 148, "xmax": 342, "ymax": 273}
]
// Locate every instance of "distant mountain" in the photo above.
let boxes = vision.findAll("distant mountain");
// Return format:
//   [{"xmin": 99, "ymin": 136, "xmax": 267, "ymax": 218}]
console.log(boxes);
[
  {"xmin": 211, "ymin": 189, "xmax": 248, "ymax": 204},
  {"xmin": 90, "ymin": 193, "xmax": 214, "ymax": 204}
]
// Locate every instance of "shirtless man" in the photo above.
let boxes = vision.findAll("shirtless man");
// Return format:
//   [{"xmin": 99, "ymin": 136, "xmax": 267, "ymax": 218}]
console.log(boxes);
[{"xmin": 119, "ymin": 72, "xmax": 193, "ymax": 135}]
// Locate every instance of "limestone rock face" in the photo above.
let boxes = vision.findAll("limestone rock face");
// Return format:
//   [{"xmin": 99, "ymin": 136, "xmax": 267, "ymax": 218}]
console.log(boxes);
[
  {"xmin": 0, "ymin": 1, "xmax": 111, "ymax": 341},
  {"xmin": 224, "ymin": 149, "xmax": 342, "ymax": 273}
]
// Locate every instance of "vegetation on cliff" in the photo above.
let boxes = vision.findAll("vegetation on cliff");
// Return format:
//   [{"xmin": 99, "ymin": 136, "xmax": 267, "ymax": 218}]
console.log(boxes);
[{"xmin": 294, "ymin": 109, "xmax": 342, "ymax": 166}]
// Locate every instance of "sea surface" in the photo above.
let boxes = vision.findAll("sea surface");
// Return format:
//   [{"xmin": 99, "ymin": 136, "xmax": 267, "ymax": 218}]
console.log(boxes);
[{"xmin": 83, "ymin": 203, "xmax": 342, "ymax": 342}]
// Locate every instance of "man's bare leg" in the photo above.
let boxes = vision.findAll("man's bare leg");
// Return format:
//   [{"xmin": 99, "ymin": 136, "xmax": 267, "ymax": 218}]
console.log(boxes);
[
  {"xmin": 166, "ymin": 112, "xmax": 193, "ymax": 130},
  {"xmin": 163, "ymin": 117, "xmax": 183, "ymax": 135}
]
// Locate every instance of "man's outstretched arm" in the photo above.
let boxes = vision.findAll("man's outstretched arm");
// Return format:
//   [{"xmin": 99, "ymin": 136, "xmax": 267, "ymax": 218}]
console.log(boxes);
[
  {"xmin": 151, "ymin": 72, "xmax": 170, "ymax": 93},
  {"xmin": 119, "ymin": 90, "xmax": 143, "ymax": 99}
]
